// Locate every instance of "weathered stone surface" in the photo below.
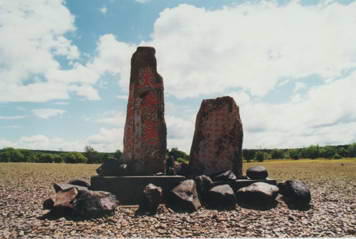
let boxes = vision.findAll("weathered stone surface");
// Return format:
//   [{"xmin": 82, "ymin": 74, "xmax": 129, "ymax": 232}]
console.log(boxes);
[
  {"xmin": 96, "ymin": 159, "xmax": 128, "ymax": 176},
  {"xmin": 236, "ymin": 182, "xmax": 279, "ymax": 207},
  {"xmin": 210, "ymin": 170, "xmax": 237, "ymax": 182},
  {"xmin": 206, "ymin": 184, "xmax": 236, "ymax": 210},
  {"xmin": 68, "ymin": 179, "xmax": 90, "ymax": 188},
  {"xmin": 44, "ymin": 188, "xmax": 78, "ymax": 210},
  {"xmin": 166, "ymin": 179, "xmax": 201, "ymax": 212},
  {"xmin": 73, "ymin": 190, "xmax": 119, "ymax": 218},
  {"xmin": 53, "ymin": 183, "xmax": 88, "ymax": 193},
  {"xmin": 123, "ymin": 46, "xmax": 167, "ymax": 175},
  {"xmin": 194, "ymin": 175, "xmax": 214, "ymax": 204},
  {"xmin": 189, "ymin": 96, "xmax": 243, "ymax": 176},
  {"xmin": 246, "ymin": 166, "xmax": 268, "ymax": 180},
  {"xmin": 136, "ymin": 183, "xmax": 163, "ymax": 216},
  {"xmin": 278, "ymin": 180, "xmax": 311, "ymax": 207}
]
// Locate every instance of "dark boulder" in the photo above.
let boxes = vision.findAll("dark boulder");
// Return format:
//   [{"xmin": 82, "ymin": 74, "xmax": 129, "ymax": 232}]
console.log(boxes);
[
  {"xmin": 96, "ymin": 159, "xmax": 128, "ymax": 176},
  {"xmin": 68, "ymin": 179, "xmax": 90, "ymax": 188},
  {"xmin": 53, "ymin": 183, "xmax": 88, "ymax": 193},
  {"xmin": 43, "ymin": 188, "xmax": 78, "ymax": 212},
  {"xmin": 194, "ymin": 175, "xmax": 214, "ymax": 205},
  {"xmin": 210, "ymin": 170, "xmax": 237, "ymax": 182},
  {"xmin": 136, "ymin": 184, "xmax": 163, "ymax": 216},
  {"xmin": 206, "ymin": 184, "xmax": 236, "ymax": 210},
  {"xmin": 278, "ymin": 180, "xmax": 311, "ymax": 208},
  {"xmin": 73, "ymin": 190, "xmax": 119, "ymax": 218},
  {"xmin": 246, "ymin": 166, "xmax": 268, "ymax": 179},
  {"xmin": 166, "ymin": 179, "xmax": 201, "ymax": 212},
  {"xmin": 236, "ymin": 182, "xmax": 279, "ymax": 208}
]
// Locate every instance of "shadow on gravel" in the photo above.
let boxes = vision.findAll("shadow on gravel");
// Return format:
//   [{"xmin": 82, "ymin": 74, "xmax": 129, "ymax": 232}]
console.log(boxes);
[
  {"xmin": 236, "ymin": 201, "xmax": 278, "ymax": 211},
  {"xmin": 281, "ymin": 196, "xmax": 312, "ymax": 211},
  {"xmin": 38, "ymin": 208, "xmax": 114, "ymax": 221}
]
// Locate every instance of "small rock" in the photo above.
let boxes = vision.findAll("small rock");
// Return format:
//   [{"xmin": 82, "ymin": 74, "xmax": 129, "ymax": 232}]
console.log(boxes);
[
  {"xmin": 166, "ymin": 179, "xmax": 201, "ymax": 212},
  {"xmin": 246, "ymin": 166, "xmax": 268, "ymax": 179},
  {"xmin": 278, "ymin": 180, "xmax": 311, "ymax": 207},
  {"xmin": 136, "ymin": 184, "xmax": 163, "ymax": 216},
  {"xmin": 43, "ymin": 187, "xmax": 78, "ymax": 215},
  {"xmin": 210, "ymin": 170, "xmax": 237, "ymax": 182},
  {"xmin": 67, "ymin": 179, "xmax": 90, "ymax": 188},
  {"xmin": 53, "ymin": 183, "xmax": 88, "ymax": 193},
  {"xmin": 206, "ymin": 184, "xmax": 236, "ymax": 210},
  {"xmin": 194, "ymin": 175, "xmax": 214, "ymax": 204},
  {"xmin": 236, "ymin": 182, "xmax": 279, "ymax": 207},
  {"xmin": 73, "ymin": 190, "xmax": 119, "ymax": 218},
  {"xmin": 96, "ymin": 159, "xmax": 128, "ymax": 176}
]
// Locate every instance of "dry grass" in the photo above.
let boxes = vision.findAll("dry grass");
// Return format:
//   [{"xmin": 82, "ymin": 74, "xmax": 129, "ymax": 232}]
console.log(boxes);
[{"xmin": 0, "ymin": 160, "xmax": 355, "ymax": 238}]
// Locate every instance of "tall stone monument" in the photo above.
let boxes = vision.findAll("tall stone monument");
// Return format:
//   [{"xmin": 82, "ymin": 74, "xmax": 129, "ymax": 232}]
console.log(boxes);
[
  {"xmin": 123, "ymin": 47, "xmax": 167, "ymax": 175},
  {"xmin": 189, "ymin": 96, "xmax": 243, "ymax": 176}
]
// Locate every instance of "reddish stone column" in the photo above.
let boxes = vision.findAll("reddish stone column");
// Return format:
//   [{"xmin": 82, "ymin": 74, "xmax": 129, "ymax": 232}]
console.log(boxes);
[
  {"xmin": 123, "ymin": 47, "xmax": 167, "ymax": 175},
  {"xmin": 189, "ymin": 96, "xmax": 243, "ymax": 176}
]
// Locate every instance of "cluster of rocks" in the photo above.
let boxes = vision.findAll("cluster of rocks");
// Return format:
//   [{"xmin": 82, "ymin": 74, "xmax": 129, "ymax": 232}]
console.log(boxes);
[
  {"xmin": 136, "ymin": 166, "xmax": 312, "ymax": 215},
  {"xmin": 42, "ymin": 179, "xmax": 119, "ymax": 219}
]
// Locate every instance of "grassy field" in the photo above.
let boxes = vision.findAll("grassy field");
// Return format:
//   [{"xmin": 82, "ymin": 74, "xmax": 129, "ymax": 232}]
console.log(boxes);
[{"xmin": 0, "ymin": 159, "xmax": 355, "ymax": 238}]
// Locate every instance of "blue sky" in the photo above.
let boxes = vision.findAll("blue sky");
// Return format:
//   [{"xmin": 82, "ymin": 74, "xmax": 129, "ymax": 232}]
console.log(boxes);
[{"xmin": 0, "ymin": 0, "xmax": 356, "ymax": 152}]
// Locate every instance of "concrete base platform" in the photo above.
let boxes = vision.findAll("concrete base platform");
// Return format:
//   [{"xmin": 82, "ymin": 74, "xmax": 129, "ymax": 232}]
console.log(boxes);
[{"xmin": 90, "ymin": 175, "xmax": 186, "ymax": 205}]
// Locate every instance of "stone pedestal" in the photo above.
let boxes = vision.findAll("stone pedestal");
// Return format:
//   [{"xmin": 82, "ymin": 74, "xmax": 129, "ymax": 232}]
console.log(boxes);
[
  {"xmin": 123, "ymin": 47, "xmax": 167, "ymax": 175},
  {"xmin": 189, "ymin": 96, "xmax": 243, "ymax": 176}
]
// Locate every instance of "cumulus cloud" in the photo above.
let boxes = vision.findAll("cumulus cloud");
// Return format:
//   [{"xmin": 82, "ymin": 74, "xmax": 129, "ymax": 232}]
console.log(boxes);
[
  {"xmin": 32, "ymin": 109, "xmax": 65, "ymax": 119},
  {"xmin": 0, "ymin": 0, "xmax": 133, "ymax": 102},
  {"xmin": 146, "ymin": 2, "xmax": 356, "ymax": 98},
  {"xmin": 239, "ymin": 73, "xmax": 356, "ymax": 149}
]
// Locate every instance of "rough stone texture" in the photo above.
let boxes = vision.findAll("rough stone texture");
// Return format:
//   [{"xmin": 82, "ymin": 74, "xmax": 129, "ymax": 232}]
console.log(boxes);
[
  {"xmin": 210, "ymin": 170, "xmax": 238, "ymax": 182},
  {"xmin": 189, "ymin": 96, "xmax": 243, "ymax": 176},
  {"xmin": 96, "ymin": 159, "xmax": 128, "ymax": 176},
  {"xmin": 206, "ymin": 184, "xmax": 236, "ymax": 210},
  {"xmin": 236, "ymin": 182, "xmax": 279, "ymax": 207},
  {"xmin": 166, "ymin": 179, "xmax": 201, "ymax": 212},
  {"xmin": 246, "ymin": 166, "xmax": 268, "ymax": 179},
  {"xmin": 68, "ymin": 179, "xmax": 90, "ymax": 188},
  {"xmin": 136, "ymin": 184, "xmax": 163, "ymax": 216},
  {"xmin": 53, "ymin": 183, "xmax": 88, "ymax": 193},
  {"xmin": 194, "ymin": 175, "xmax": 214, "ymax": 205},
  {"xmin": 73, "ymin": 190, "xmax": 119, "ymax": 218},
  {"xmin": 123, "ymin": 46, "xmax": 167, "ymax": 175},
  {"xmin": 43, "ymin": 188, "xmax": 78, "ymax": 210},
  {"xmin": 278, "ymin": 180, "xmax": 311, "ymax": 207}
]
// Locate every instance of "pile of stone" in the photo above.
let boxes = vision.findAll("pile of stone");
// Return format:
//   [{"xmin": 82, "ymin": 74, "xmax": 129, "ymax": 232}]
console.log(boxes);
[
  {"xmin": 43, "ymin": 179, "xmax": 119, "ymax": 219},
  {"xmin": 135, "ymin": 167, "xmax": 311, "ymax": 215}
]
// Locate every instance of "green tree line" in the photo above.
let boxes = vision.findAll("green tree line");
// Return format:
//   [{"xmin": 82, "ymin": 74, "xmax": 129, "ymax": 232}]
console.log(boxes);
[
  {"xmin": 0, "ymin": 146, "xmax": 122, "ymax": 164},
  {"xmin": 0, "ymin": 143, "xmax": 355, "ymax": 164},
  {"xmin": 243, "ymin": 143, "xmax": 356, "ymax": 162}
]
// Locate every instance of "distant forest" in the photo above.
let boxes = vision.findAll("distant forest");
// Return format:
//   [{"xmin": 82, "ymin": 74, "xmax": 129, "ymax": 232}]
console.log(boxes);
[{"xmin": 0, "ymin": 143, "xmax": 355, "ymax": 164}]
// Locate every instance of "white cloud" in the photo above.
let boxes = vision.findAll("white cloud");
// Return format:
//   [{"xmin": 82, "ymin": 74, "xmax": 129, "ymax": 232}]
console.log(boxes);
[
  {"xmin": 96, "ymin": 111, "xmax": 126, "ymax": 126},
  {"xmin": 100, "ymin": 6, "xmax": 107, "ymax": 14},
  {"xmin": 142, "ymin": 2, "xmax": 356, "ymax": 98},
  {"xmin": 242, "ymin": 72, "xmax": 356, "ymax": 148},
  {"xmin": 0, "ymin": 115, "xmax": 26, "ymax": 120},
  {"xmin": 32, "ymin": 108, "xmax": 65, "ymax": 119},
  {"xmin": 87, "ymin": 127, "xmax": 122, "ymax": 152},
  {"xmin": 0, "ymin": 0, "xmax": 115, "ymax": 102}
]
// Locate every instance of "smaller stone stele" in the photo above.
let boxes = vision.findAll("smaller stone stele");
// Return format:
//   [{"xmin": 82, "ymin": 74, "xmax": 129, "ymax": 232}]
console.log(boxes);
[{"xmin": 189, "ymin": 96, "xmax": 243, "ymax": 176}]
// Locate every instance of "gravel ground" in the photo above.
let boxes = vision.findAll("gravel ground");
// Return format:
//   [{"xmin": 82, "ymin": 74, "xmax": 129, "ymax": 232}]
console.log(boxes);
[{"xmin": 0, "ymin": 162, "xmax": 355, "ymax": 238}]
